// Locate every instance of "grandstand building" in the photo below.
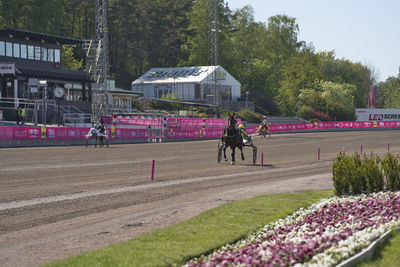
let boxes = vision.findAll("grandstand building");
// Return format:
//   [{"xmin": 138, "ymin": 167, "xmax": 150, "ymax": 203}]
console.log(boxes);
[
  {"xmin": 0, "ymin": 29, "xmax": 92, "ymax": 102},
  {"xmin": 0, "ymin": 29, "xmax": 94, "ymax": 123}
]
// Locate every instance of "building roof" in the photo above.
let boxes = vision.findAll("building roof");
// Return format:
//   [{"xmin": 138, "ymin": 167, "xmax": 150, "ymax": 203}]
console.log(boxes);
[
  {"xmin": 17, "ymin": 66, "xmax": 91, "ymax": 83},
  {"xmin": 132, "ymin": 66, "xmax": 227, "ymax": 84},
  {"xmin": 0, "ymin": 29, "xmax": 83, "ymax": 45},
  {"xmin": 11, "ymin": 60, "xmax": 92, "ymax": 83}
]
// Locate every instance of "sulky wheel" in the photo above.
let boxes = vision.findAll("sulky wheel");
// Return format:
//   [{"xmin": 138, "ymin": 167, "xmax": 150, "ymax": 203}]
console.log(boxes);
[
  {"xmin": 252, "ymin": 146, "xmax": 257, "ymax": 166},
  {"xmin": 217, "ymin": 145, "xmax": 223, "ymax": 163}
]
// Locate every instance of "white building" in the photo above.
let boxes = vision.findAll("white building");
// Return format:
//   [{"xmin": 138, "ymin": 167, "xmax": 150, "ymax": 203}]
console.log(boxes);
[{"xmin": 131, "ymin": 66, "xmax": 241, "ymax": 105}]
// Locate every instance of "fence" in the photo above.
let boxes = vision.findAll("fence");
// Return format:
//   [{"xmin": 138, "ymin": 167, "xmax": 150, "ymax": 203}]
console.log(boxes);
[
  {"xmin": 101, "ymin": 115, "xmax": 241, "ymax": 129},
  {"xmin": 1, "ymin": 120, "xmax": 400, "ymax": 142}
]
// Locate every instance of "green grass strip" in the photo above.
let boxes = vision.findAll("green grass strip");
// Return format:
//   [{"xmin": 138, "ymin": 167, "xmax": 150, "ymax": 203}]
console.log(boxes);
[
  {"xmin": 356, "ymin": 230, "xmax": 400, "ymax": 267},
  {"xmin": 46, "ymin": 190, "xmax": 333, "ymax": 267}
]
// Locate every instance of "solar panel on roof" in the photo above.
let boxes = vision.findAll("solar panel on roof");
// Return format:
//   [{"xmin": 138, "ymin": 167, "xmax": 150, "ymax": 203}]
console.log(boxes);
[
  {"xmin": 175, "ymin": 71, "xmax": 183, "ymax": 76},
  {"xmin": 147, "ymin": 71, "xmax": 157, "ymax": 78}
]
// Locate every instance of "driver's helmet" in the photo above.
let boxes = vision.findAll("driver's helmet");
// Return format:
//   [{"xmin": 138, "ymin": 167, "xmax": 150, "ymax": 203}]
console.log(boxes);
[
  {"xmin": 93, "ymin": 124, "xmax": 99, "ymax": 129},
  {"xmin": 238, "ymin": 124, "xmax": 245, "ymax": 130}
]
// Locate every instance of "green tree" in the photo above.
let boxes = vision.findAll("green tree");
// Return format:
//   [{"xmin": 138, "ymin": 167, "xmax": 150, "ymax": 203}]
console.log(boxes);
[
  {"xmin": 320, "ymin": 51, "xmax": 374, "ymax": 108},
  {"xmin": 181, "ymin": 0, "xmax": 209, "ymax": 66},
  {"xmin": 321, "ymin": 81, "xmax": 355, "ymax": 110},
  {"xmin": 377, "ymin": 69, "xmax": 400, "ymax": 108},
  {"xmin": 321, "ymin": 82, "xmax": 356, "ymax": 121},
  {"xmin": 61, "ymin": 45, "xmax": 83, "ymax": 70},
  {"xmin": 277, "ymin": 46, "xmax": 322, "ymax": 115}
]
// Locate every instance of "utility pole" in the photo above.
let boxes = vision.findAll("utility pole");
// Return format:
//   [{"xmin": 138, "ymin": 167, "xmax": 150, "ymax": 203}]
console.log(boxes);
[
  {"xmin": 83, "ymin": 0, "xmax": 110, "ymax": 121},
  {"xmin": 243, "ymin": 59, "xmax": 254, "ymax": 109},
  {"xmin": 208, "ymin": 0, "xmax": 219, "ymax": 105},
  {"xmin": 208, "ymin": 0, "xmax": 218, "ymax": 67}
]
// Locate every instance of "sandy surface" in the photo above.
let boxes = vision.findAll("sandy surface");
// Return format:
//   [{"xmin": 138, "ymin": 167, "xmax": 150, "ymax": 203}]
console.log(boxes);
[{"xmin": 0, "ymin": 130, "xmax": 399, "ymax": 266}]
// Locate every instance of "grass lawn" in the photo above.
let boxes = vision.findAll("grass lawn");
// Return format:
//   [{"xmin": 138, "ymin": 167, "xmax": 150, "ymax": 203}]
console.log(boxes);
[
  {"xmin": 356, "ymin": 230, "xmax": 400, "ymax": 267},
  {"xmin": 46, "ymin": 190, "xmax": 333, "ymax": 267}
]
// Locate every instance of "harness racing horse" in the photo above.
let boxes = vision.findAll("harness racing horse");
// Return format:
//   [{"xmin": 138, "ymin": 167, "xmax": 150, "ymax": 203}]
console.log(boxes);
[{"xmin": 221, "ymin": 114, "xmax": 245, "ymax": 165}]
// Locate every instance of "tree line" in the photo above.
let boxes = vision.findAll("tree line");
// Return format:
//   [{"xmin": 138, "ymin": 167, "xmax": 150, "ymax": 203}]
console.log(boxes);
[{"xmin": 1, "ymin": 0, "xmax": 393, "ymax": 120}]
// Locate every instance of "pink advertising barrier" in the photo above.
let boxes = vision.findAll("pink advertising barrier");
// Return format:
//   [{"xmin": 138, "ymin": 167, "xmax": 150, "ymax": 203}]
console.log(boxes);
[
  {"xmin": 166, "ymin": 128, "xmax": 225, "ymax": 139},
  {"xmin": 101, "ymin": 115, "xmax": 240, "ymax": 130},
  {"xmin": 2, "ymin": 121, "xmax": 400, "ymax": 141},
  {"xmin": 0, "ymin": 126, "xmax": 149, "ymax": 141}
]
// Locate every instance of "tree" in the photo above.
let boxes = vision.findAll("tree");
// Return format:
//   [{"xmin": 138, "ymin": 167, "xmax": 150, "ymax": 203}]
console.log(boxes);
[
  {"xmin": 378, "ymin": 69, "xmax": 400, "ymax": 108},
  {"xmin": 61, "ymin": 45, "xmax": 83, "ymax": 70},
  {"xmin": 320, "ymin": 51, "xmax": 374, "ymax": 108},
  {"xmin": 321, "ymin": 82, "xmax": 356, "ymax": 121},
  {"xmin": 181, "ymin": 0, "xmax": 209, "ymax": 66},
  {"xmin": 277, "ymin": 46, "xmax": 322, "ymax": 115}
]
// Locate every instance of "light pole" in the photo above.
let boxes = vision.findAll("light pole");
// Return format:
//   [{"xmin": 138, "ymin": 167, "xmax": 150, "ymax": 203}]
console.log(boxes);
[
  {"xmin": 245, "ymin": 91, "xmax": 249, "ymax": 109},
  {"xmin": 39, "ymin": 80, "xmax": 47, "ymax": 127}
]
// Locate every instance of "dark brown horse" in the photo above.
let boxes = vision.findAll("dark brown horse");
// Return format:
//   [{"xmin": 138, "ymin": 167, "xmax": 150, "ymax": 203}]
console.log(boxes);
[{"xmin": 221, "ymin": 114, "xmax": 245, "ymax": 165}]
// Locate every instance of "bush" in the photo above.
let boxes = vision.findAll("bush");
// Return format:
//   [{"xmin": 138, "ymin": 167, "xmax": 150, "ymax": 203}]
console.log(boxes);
[
  {"xmin": 381, "ymin": 153, "xmax": 400, "ymax": 191},
  {"xmin": 236, "ymin": 109, "xmax": 261, "ymax": 123},
  {"xmin": 219, "ymin": 109, "xmax": 263, "ymax": 123},
  {"xmin": 332, "ymin": 151, "xmax": 392, "ymax": 196},
  {"xmin": 361, "ymin": 152, "xmax": 384, "ymax": 192},
  {"xmin": 297, "ymin": 106, "xmax": 313, "ymax": 121},
  {"xmin": 332, "ymin": 151, "xmax": 349, "ymax": 196},
  {"xmin": 349, "ymin": 152, "xmax": 363, "ymax": 195}
]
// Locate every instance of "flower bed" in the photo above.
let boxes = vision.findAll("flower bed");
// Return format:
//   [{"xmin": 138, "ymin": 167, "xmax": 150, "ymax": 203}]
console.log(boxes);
[{"xmin": 184, "ymin": 191, "xmax": 400, "ymax": 267}]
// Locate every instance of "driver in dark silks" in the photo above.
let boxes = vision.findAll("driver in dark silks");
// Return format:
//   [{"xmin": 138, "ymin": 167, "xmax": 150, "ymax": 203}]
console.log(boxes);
[
  {"xmin": 98, "ymin": 124, "xmax": 106, "ymax": 147},
  {"xmin": 87, "ymin": 124, "xmax": 100, "ymax": 147}
]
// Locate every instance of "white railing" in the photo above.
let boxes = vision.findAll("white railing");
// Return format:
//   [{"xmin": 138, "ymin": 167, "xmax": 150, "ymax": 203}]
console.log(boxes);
[{"xmin": 63, "ymin": 113, "xmax": 92, "ymax": 127}]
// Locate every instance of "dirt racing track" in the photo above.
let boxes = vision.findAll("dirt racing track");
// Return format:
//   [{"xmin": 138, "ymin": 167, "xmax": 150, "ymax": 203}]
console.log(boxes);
[{"xmin": 0, "ymin": 130, "xmax": 399, "ymax": 266}]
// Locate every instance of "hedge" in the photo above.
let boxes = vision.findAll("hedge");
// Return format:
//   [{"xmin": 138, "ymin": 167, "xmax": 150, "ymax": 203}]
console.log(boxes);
[{"xmin": 332, "ymin": 151, "xmax": 400, "ymax": 196}]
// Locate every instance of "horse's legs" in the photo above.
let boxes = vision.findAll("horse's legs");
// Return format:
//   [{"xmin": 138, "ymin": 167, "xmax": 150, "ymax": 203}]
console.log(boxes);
[
  {"xmin": 239, "ymin": 146, "xmax": 245, "ymax": 161},
  {"xmin": 223, "ymin": 145, "xmax": 228, "ymax": 161},
  {"xmin": 230, "ymin": 145, "xmax": 236, "ymax": 165}
]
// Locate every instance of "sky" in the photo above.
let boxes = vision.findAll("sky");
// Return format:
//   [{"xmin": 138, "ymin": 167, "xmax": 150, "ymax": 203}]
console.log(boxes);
[{"xmin": 225, "ymin": 0, "xmax": 400, "ymax": 82}]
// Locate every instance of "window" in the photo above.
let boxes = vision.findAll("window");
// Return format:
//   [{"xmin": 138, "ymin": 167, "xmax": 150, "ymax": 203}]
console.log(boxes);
[
  {"xmin": 5, "ymin": 42, "xmax": 12, "ymax": 57},
  {"xmin": 21, "ymin": 44, "xmax": 27, "ymax": 58},
  {"xmin": 48, "ymin": 48, "xmax": 54, "ymax": 62},
  {"xmin": 195, "ymin": 84, "xmax": 201, "ymax": 100},
  {"xmin": 203, "ymin": 85, "xmax": 211, "ymax": 99},
  {"xmin": 28, "ymin": 45, "xmax": 34, "ymax": 59},
  {"xmin": 13, "ymin": 43, "xmax": 20, "ymax": 58},
  {"xmin": 41, "ymin": 47, "xmax": 47, "ymax": 61},
  {"xmin": 0, "ymin": 41, "xmax": 4, "ymax": 56},
  {"xmin": 54, "ymin": 49, "xmax": 60, "ymax": 62},
  {"xmin": 34, "ymin": 46, "xmax": 41, "ymax": 60}
]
